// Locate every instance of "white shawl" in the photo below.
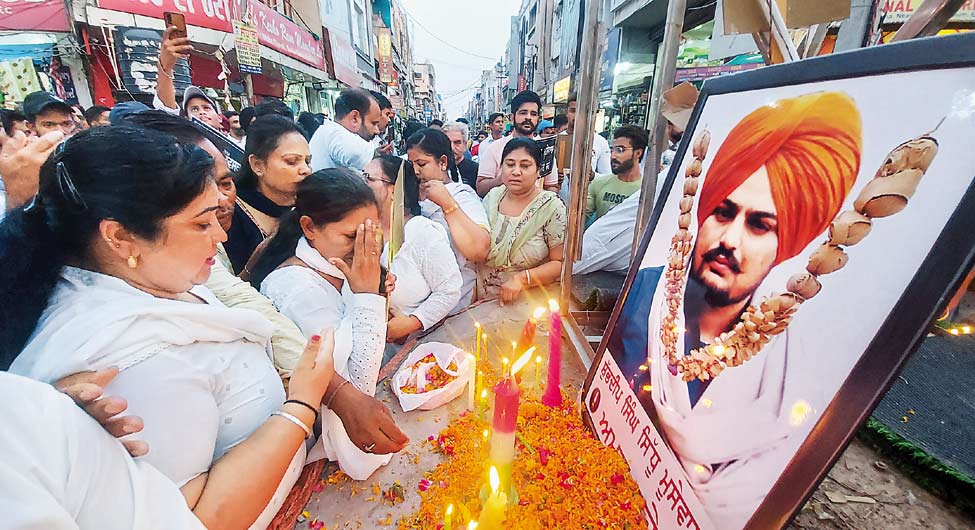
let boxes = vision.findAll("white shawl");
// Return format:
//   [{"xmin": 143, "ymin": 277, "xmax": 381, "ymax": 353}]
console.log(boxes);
[
  {"xmin": 11, "ymin": 266, "xmax": 274, "ymax": 383},
  {"xmin": 646, "ymin": 272, "xmax": 828, "ymax": 529}
]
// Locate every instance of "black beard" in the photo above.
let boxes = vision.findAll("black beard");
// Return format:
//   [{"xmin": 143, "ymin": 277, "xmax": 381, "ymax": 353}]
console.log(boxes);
[
  {"xmin": 612, "ymin": 159, "xmax": 634, "ymax": 175},
  {"xmin": 689, "ymin": 245, "xmax": 750, "ymax": 308}
]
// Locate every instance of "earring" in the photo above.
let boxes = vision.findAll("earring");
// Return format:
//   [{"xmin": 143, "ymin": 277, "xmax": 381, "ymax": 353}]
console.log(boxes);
[{"xmin": 127, "ymin": 256, "xmax": 138, "ymax": 269}]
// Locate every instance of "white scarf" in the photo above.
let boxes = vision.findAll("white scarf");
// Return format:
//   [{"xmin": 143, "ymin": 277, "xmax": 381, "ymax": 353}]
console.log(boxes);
[
  {"xmin": 296, "ymin": 237, "xmax": 345, "ymax": 279},
  {"xmin": 10, "ymin": 266, "xmax": 274, "ymax": 383}
]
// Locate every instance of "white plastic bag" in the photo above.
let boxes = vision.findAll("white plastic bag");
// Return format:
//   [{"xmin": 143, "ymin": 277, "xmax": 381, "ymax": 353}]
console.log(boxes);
[{"xmin": 392, "ymin": 342, "xmax": 472, "ymax": 412}]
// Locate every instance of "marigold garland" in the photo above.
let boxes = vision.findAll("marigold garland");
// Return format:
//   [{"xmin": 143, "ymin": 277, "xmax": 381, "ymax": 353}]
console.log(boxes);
[{"xmin": 396, "ymin": 394, "xmax": 647, "ymax": 529}]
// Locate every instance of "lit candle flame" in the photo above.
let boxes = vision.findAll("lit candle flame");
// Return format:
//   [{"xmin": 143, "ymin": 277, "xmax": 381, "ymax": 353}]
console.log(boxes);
[
  {"xmin": 489, "ymin": 465, "xmax": 500, "ymax": 493},
  {"xmin": 482, "ymin": 429, "xmax": 489, "ymax": 439},
  {"xmin": 950, "ymin": 328, "xmax": 960, "ymax": 335},
  {"xmin": 510, "ymin": 346, "xmax": 536, "ymax": 376},
  {"xmin": 532, "ymin": 307, "xmax": 547, "ymax": 319},
  {"xmin": 468, "ymin": 522, "xmax": 478, "ymax": 530},
  {"xmin": 711, "ymin": 344, "xmax": 727, "ymax": 356},
  {"xmin": 480, "ymin": 389, "xmax": 487, "ymax": 398},
  {"xmin": 548, "ymin": 299, "xmax": 559, "ymax": 312},
  {"xmin": 963, "ymin": 325, "xmax": 972, "ymax": 334},
  {"xmin": 535, "ymin": 355, "xmax": 542, "ymax": 364},
  {"xmin": 446, "ymin": 504, "xmax": 454, "ymax": 516},
  {"xmin": 790, "ymin": 400, "xmax": 812, "ymax": 426}
]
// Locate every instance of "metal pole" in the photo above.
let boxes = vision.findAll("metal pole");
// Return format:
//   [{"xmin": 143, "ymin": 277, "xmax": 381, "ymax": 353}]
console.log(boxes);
[
  {"xmin": 632, "ymin": 0, "xmax": 687, "ymax": 256},
  {"xmin": 559, "ymin": 0, "xmax": 607, "ymax": 313},
  {"xmin": 890, "ymin": 0, "xmax": 967, "ymax": 41}
]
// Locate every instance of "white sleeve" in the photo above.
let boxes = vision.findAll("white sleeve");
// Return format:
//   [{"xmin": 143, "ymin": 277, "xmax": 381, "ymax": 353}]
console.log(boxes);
[
  {"xmin": 332, "ymin": 134, "xmax": 375, "ymax": 171},
  {"xmin": 152, "ymin": 93, "xmax": 181, "ymax": 116},
  {"xmin": 106, "ymin": 350, "xmax": 220, "ymax": 486},
  {"xmin": 594, "ymin": 135, "xmax": 613, "ymax": 174},
  {"xmin": 261, "ymin": 269, "xmax": 387, "ymax": 396},
  {"xmin": 0, "ymin": 373, "xmax": 206, "ymax": 530},
  {"xmin": 409, "ymin": 226, "xmax": 464, "ymax": 329},
  {"xmin": 453, "ymin": 185, "xmax": 490, "ymax": 229}
]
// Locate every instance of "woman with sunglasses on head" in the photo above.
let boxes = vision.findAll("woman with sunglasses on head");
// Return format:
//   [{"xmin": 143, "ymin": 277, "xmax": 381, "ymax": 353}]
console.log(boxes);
[
  {"xmin": 405, "ymin": 128, "xmax": 490, "ymax": 314},
  {"xmin": 224, "ymin": 115, "xmax": 312, "ymax": 274},
  {"xmin": 364, "ymin": 155, "xmax": 462, "ymax": 343},
  {"xmin": 249, "ymin": 168, "xmax": 410, "ymax": 479},
  {"xmin": 3, "ymin": 127, "xmax": 335, "ymax": 530},
  {"xmin": 478, "ymin": 138, "xmax": 566, "ymax": 305}
]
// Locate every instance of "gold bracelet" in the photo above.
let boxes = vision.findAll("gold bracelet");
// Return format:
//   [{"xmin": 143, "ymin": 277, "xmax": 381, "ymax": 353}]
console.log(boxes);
[
  {"xmin": 323, "ymin": 379, "xmax": 350, "ymax": 410},
  {"xmin": 442, "ymin": 203, "xmax": 459, "ymax": 215},
  {"xmin": 524, "ymin": 269, "xmax": 532, "ymax": 286}
]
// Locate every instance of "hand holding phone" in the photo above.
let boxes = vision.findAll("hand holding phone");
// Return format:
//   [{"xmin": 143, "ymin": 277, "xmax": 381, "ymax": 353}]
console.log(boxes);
[{"xmin": 164, "ymin": 12, "xmax": 187, "ymax": 40}]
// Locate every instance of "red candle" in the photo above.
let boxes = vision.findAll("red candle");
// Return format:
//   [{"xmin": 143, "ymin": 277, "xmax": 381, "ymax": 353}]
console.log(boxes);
[
  {"xmin": 516, "ymin": 307, "xmax": 546, "ymax": 354},
  {"xmin": 541, "ymin": 300, "xmax": 563, "ymax": 407},
  {"xmin": 489, "ymin": 376, "xmax": 520, "ymax": 495}
]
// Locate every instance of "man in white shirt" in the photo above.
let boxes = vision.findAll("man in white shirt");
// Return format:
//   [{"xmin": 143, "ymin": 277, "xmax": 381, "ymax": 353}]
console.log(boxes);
[
  {"xmin": 564, "ymin": 92, "xmax": 613, "ymax": 174},
  {"xmin": 152, "ymin": 26, "xmax": 224, "ymax": 130},
  {"xmin": 476, "ymin": 91, "xmax": 558, "ymax": 196},
  {"xmin": 310, "ymin": 88, "xmax": 388, "ymax": 171},
  {"xmin": 478, "ymin": 112, "xmax": 505, "ymax": 155},
  {"xmin": 368, "ymin": 90, "xmax": 397, "ymax": 155}
]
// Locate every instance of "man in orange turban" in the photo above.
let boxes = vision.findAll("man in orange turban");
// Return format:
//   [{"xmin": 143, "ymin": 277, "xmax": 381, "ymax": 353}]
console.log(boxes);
[{"xmin": 607, "ymin": 91, "xmax": 863, "ymax": 528}]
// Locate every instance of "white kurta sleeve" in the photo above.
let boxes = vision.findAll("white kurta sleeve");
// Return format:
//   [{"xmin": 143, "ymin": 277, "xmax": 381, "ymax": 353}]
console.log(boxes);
[
  {"xmin": 261, "ymin": 268, "xmax": 387, "ymax": 396},
  {"xmin": 152, "ymin": 93, "xmax": 181, "ymax": 116},
  {"xmin": 408, "ymin": 224, "xmax": 464, "ymax": 330},
  {"xmin": 331, "ymin": 133, "xmax": 375, "ymax": 171}
]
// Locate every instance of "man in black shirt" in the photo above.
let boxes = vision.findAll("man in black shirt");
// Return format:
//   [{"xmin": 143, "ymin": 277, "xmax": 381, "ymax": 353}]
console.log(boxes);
[{"xmin": 443, "ymin": 120, "xmax": 479, "ymax": 189}]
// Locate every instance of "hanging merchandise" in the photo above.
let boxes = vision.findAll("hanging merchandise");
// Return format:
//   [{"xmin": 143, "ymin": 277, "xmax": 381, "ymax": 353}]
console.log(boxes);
[{"xmin": 0, "ymin": 58, "xmax": 41, "ymax": 101}]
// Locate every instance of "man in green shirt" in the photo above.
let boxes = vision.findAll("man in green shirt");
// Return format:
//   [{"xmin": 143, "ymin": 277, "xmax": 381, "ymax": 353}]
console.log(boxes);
[{"xmin": 586, "ymin": 125, "xmax": 649, "ymax": 221}]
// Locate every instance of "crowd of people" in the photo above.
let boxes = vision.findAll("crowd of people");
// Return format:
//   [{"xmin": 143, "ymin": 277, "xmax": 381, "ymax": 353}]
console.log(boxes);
[{"xmin": 0, "ymin": 23, "xmax": 675, "ymax": 529}]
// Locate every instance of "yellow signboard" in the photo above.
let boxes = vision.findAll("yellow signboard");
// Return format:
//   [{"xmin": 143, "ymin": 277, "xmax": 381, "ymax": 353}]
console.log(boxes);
[{"xmin": 554, "ymin": 76, "xmax": 571, "ymax": 103}]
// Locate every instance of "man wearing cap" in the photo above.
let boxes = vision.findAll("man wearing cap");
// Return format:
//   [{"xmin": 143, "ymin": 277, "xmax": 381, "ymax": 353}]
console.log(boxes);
[
  {"xmin": 22, "ymin": 91, "xmax": 76, "ymax": 138},
  {"xmin": 152, "ymin": 26, "xmax": 223, "ymax": 130}
]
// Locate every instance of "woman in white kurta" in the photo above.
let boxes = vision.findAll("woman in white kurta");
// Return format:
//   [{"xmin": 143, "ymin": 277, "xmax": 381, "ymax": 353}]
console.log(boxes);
[
  {"xmin": 1, "ymin": 127, "xmax": 334, "ymax": 530},
  {"xmin": 405, "ymin": 127, "xmax": 491, "ymax": 312},
  {"xmin": 0, "ymin": 372, "xmax": 206, "ymax": 530},
  {"xmin": 251, "ymin": 167, "xmax": 399, "ymax": 479},
  {"xmin": 364, "ymin": 155, "xmax": 463, "ymax": 342}
]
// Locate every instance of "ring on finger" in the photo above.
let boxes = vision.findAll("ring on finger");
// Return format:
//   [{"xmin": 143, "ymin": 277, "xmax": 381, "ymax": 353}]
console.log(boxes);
[{"xmin": 363, "ymin": 442, "xmax": 376, "ymax": 453}]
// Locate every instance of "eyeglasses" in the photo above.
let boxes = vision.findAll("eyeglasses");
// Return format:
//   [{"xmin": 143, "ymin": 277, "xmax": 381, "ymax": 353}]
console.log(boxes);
[
  {"xmin": 611, "ymin": 146, "xmax": 635, "ymax": 154},
  {"xmin": 362, "ymin": 171, "xmax": 393, "ymax": 185}
]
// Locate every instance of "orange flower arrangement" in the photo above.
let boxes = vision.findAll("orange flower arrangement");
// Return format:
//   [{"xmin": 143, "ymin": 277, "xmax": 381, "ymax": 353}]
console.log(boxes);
[
  {"xmin": 399, "ymin": 353, "xmax": 460, "ymax": 395},
  {"xmin": 397, "ymin": 392, "xmax": 647, "ymax": 529}
]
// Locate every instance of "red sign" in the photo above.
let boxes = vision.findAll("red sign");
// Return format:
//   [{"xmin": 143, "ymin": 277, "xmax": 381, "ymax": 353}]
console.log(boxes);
[
  {"xmin": 323, "ymin": 25, "xmax": 358, "ymax": 86},
  {"xmin": 96, "ymin": 0, "xmax": 235, "ymax": 32},
  {"xmin": 1, "ymin": 0, "xmax": 71, "ymax": 31},
  {"xmin": 249, "ymin": 0, "xmax": 325, "ymax": 71},
  {"xmin": 881, "ymin": 0, "xmax": 975, "ymax": 22}
]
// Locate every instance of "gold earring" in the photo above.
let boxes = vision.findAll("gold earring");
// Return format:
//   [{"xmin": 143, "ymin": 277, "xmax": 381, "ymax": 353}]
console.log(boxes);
[{"xmin": 127, "ymin": 256, "xmax": 138, "ymax": 269}]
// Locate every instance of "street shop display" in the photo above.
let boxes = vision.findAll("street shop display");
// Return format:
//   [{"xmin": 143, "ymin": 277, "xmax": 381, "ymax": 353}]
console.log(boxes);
[{"xmin": 583, "ymin": 33, "xmax": 975, "ymax": 530}]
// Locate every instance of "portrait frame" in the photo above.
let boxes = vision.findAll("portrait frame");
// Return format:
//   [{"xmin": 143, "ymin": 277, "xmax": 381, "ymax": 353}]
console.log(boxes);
[{"xmin": 581, "ymin": 32, "xmax": 975, "ymax": 530}]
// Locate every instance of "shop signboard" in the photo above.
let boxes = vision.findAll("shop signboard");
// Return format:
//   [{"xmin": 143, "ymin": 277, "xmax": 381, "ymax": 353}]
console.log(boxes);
[
  {"xmin": 880, "ymin": 0, "xmax": 975, "ymax": 23},
  {"xmin": 389, "ymin": 93, "xmax": 403, "ymax": 111},
  {"xmin": 675, "ymin": 63, "xmax": 762, "ymax": 83},
  {"xmin": 583, "ymin": 33, "xmax": 975, "ymax": 530},
  {"xmin": 57, "ymin": 66, "xmax": 79, "ymax": 104},
  {"xmin": 234, "ymin": 20, "xmax": 262, "ymax": 75},
  {"xmin": 554, "ymin": 76, "xmax": 571, "ymax": 103},
  {"xmin": 377, "ymin": 27, "xmax": 393, "ymax": 84},
  {"xmin": 97, "ymin": 0, "xmax": 234, "ymax": 32},
  {"xmin": 248, "ymin": 0, "xmax": 326, "ymax": 72},
  {"xmin": 1, "ymin": 0, "xmax": 70, "ymax": 31},
  {"xmin": 113, "ymin": 26, "xmax": 191, "ymax": 96}
]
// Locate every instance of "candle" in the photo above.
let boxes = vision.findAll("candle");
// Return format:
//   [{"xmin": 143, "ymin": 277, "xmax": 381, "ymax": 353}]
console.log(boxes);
[
  {"xmin": 517, "ymin": 307, "xmax": 546, "ymax": 353},
  {"xmin": 478, "ymin": 388, "xmax": 488, "ymax": 420},
  {"xmin": 489, "ymin": 376, "xmax": 520, "ymax": 496},
  {"xmin": 468, "ymin": 522, "xmax": 478, "ymax": 530},
  {"xmin": 501, "ymin": 357, "xmax": 509, "ymax": 377},
  {"xmin": 534, "ymin": 355, "xmax": 542, "ymax": 390},
  {"xmin": 444, "ymin": 503, "xmax": 454, "ymax": 530},
  {"xmin": 475, "ymin": 322, "xmax": 482, "ymax": 361},
  {"xmin": 478, "ymin": 466, "xmax": 507, "ymax": 529},
  {"xmin": 467, "ymin": 353, "xmax": 477, "ymax": 411},
  {"xmin": 482, "ymin": 333, "xmax": 488, "ymax": 363},
  {"xmin": 541, "ymin": 299, "xmax": 563, "ymax": 407}
]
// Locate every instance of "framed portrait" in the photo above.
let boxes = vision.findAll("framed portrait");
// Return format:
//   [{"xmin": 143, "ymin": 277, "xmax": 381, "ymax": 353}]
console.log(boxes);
[{"xmin": 581, "ymin": 32, "xmax": 975, "ymax": 530}]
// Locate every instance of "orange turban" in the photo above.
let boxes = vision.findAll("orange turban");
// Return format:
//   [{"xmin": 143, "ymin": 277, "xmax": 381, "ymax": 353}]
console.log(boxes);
[{"xmin": 696, "ymin": 91, "xmax": 863, "ymax": 266}]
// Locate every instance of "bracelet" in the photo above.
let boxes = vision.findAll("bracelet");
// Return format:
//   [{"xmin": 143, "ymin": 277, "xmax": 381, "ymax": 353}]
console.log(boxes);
[
  {"xmin": 284, "ymin": 399, "xmax": 319, "ymax": 420},
  {"xmin": 157, "ymin": 64, "xmax": 174, "ymax": 79},
  {"xmin": 524, "ymin": 269, "xmax": 532, "ymax": 286},
  {"xmin": 442, "ymin": 203, "xmax": 459, "ymax": 216},
  {"xmin": 271, "ymin": 410, "xmax": 311, "ymax": 437},
  {"xmin": 323, "ymin": 379, "xmax": 351, "ymax": 410}
]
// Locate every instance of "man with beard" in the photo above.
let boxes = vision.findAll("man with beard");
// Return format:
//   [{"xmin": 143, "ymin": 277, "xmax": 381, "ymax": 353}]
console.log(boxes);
[
  {"xmin": 475, "ymin": 90, "xmax": 558, "ymax": 196},
  {"xmin": 309, "ymin": 88, "xmax": 389, "ymax": 171},
  {"xmin": 369, "ymin": 90, "xmax": 396, "ymax": 154},
  {"xmin": 585, "ymin": 125, "xmax": 648, "ymax": 221},
  {"xmin": 223, "ymin": 110, "xmax": 246, "ymax": 147},
  {"xmin": 607, "ymin": 92, "xmax": 862, "ymax": 528}
]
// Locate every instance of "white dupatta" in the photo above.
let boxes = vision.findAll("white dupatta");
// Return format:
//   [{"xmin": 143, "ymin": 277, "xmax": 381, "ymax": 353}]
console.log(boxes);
[{"xmin": 11, "ymin": 266, "xmax": 274, "ymax": 383}]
